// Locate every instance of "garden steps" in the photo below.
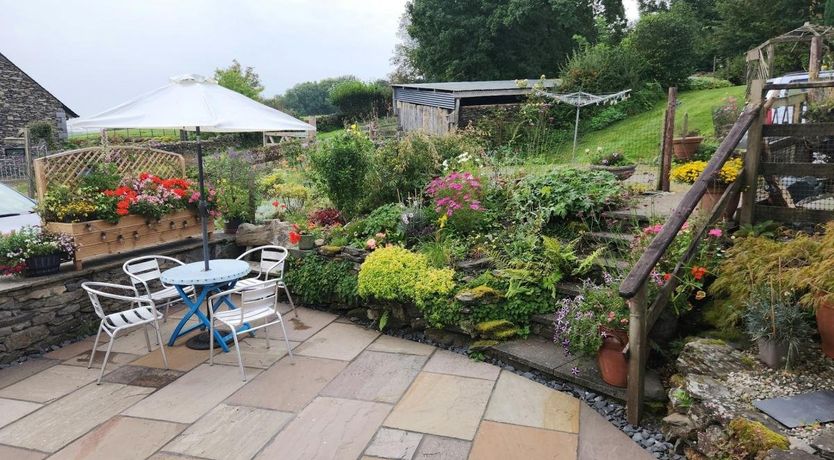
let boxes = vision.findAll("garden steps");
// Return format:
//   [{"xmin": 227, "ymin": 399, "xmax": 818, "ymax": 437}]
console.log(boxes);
[{"xmin": 485, "ymin": 336, "xmax": 665, "ymax": 402}]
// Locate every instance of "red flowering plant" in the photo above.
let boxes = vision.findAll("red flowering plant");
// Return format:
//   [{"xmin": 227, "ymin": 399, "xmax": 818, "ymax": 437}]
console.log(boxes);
[
  {"xmin": 632, "ymin": 219, "xmax": 727, "ymax": 314},
  {"xmin": 102, "ymin": 173, "xmax": 196, "ymax": 221},
  {"xmin": 425, "ymin": 171, "xmax": 485, "ymax": 234}
]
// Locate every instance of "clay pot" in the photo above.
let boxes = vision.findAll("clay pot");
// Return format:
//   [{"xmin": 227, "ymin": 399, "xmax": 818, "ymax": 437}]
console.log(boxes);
[
  {"xmin": 597, "ymin": 328, "xmax": 628, "ymax": 388},
  {"xmin": 816, "ymin": 303, "xmax": 834, "ymax": 359},
  {"xmin": 589, "ymin": 164, "xmax": 637, "ymax": 181},
  {"xmin": 672, "ymin": 136, "xmax": 704, "ymax": 161},
  {"xmin": 698, "ymin": 183, "xmax": 740, "ymax": 220}
]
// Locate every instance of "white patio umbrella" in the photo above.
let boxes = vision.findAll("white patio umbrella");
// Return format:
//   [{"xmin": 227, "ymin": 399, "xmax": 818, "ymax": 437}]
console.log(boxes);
[{"xmin": 72, "ymin": 74, "xmax": 315, "ymax": 271}]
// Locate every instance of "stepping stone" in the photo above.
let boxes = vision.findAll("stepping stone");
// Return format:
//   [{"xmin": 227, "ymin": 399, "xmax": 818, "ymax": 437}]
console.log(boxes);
[
  {"xmin": 422, "ymin": 350, "xmax": 500, "ymax": 381},
  {"xmin": 321, "ymin": 350, "xmax": 427, "ymax": 403},
  {"xmin": 367, "ymin": 335, "xmax": 435, "ymax": 356},
  {"xmin": 577, "ymin": 404, "xmax": 653, "ymax": 460},
  {"xmin": 225, "ymin": 355, "xmax": 346, "ymax": 412},
  {"xmin": 256, "ymin": 396, "xmax": 391, "ymax": 460},
  {"xmin": 0, "ymin": 398, "xmax": 41, "ymax": 429},
  {"xmin": 48, "ymin": 416, "xmax": 185, "ymax": 460},
  {"xmin": 755, "ymin": 391, "xmax": 834, "ymax": 428},
  {"xmin": 413, "ymin": 435, "xmax": 471, "ymax": 460},
  {"xmin": 294, "ymin": 322, "xmax": 380, "ymax": 361},
  {"xmin": 0, "ymin": 383, "xmax": 153, "ymax": 453},
  {"xmin": 210, "ymin": 337, "xmax": 298, "ymax": 369},
  {"xmin": 123, "ymin": 364, "xmax": 255, "ymax": 424},
  {"xmin": 100, "ymin": 365, "xmax": 185, "ymax": 388},
  {"xmin": 484, "ymin": 370, "xmax": 579, "ymax": 433},
  {"xmin": 0, "ymin": 365, "xmax": 99, "ymax": 403},
  {"xmin": 0, "ymin": 358, "xmax": 60, "ymax": 390},
  {"xmin": 384, "ymin": 372, "xmax": 493, "ymax": 440},
  {"xmin": 468, "ymin": 420, "xmax": 578, "ymax": 460},
  {"xmin": 163, "ymin": 404, "xmax": 293, "ymax": 460},
  {"xmin": 365, "ymin": 428, "xmax": 422, "ymax": 459},
  {"xmin": 0, "ymin": 444, "xmax": 45, "ymax": 460}
]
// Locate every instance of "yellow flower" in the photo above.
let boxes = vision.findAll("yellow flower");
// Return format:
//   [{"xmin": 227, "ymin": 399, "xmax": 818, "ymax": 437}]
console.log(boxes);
[
  {"xmin": 670, "ymin": 158, "xmax": 743, "ymax": 185},
  {"xmin": 437, "ymin": 214, "xmax": 448, "ymax": 229}
]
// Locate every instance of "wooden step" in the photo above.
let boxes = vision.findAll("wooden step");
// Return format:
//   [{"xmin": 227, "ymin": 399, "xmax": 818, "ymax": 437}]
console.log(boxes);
[{"xmin": 593, "ymin": 256, "xmax": 632, "ymax": 272}]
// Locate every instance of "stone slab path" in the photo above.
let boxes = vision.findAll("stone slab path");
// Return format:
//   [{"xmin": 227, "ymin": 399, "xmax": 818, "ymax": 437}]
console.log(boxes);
[{"xmin": 0, "ymin": 305, "xmax": 651, "ymax": 460}]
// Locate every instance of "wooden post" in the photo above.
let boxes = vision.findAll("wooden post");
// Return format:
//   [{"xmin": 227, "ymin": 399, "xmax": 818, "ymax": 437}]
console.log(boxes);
[
  {"xmin": 626, "ymin": 281, "xmax": 648, "ymax": 425},
  {"xmin": 658, "ymin": 87, "xmax": 677, "ymax": 191},
  {"xmin": 809, "ymin": 35, "xmax": 822, "ymax": 102},
  {"xmin": 23, "ymin": 128, "xmax": 35, "ymax": 198},
  {"xmin": 740, "ymin": 79, "xmax": 765, "ymax": 226},
  {"xmin": 306, "ymin": 116, "xmax": 317, "ymax": 142}
]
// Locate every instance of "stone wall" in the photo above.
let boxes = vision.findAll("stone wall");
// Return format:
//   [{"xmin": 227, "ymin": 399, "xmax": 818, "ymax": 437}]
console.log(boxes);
[
  {"xmin": 0, "ymin": 236, "xmax": 239, "ymax": 364},
  {"xmin": 0, "ymin": 53, "xmax": 73, "ymax": 144}
]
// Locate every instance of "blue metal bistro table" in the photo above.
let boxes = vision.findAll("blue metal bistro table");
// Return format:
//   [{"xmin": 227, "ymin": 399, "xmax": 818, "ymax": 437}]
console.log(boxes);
[{"xmin": 161, "ymin": 259, "xmax": 251, "ymax": 352}]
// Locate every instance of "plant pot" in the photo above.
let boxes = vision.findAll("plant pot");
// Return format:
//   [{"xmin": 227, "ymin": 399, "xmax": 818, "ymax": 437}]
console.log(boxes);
[
  {"xmin": 597, "ymin": 328, "xmax": 628, "ymax": 388},
  {"xmin": 698, "ymin": 183, "xmax": 740, "ymax": 219},
  {"xmin": 24, "ymin": 253, "xmax": 61, "ymax": 277},
  {"xmin": 816, "ymin": 303, "xmax": 834, "ymax": 359},
  {"xmin": 757, "ymin": 338, "xmax": 788, "ymax": 369},
  {"xmin": 298, "ymin": 234, "xmax": 316, "ymax": 250},
  {"xmin": 590, "ymin": 164, "xmax": 637, "ymax": 181},
  {"xmin": 224, "ymin": 218, "xmax": 243, "ymax": 235},
  {"xmin": 672, "ymin": 136, "xmax": 704, "ymax": 161}
]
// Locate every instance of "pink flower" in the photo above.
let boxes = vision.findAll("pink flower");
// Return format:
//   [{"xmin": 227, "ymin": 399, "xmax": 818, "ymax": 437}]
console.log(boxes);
[
  {"xmin": 366, "ymin": 239, "xmax": 377, "ymax": 250},
  {"xmin": 708, "ymin": 228, "xmax": 723, "ymax": 238},
  {"xmin": 375, "ymin": 232, "xmax": 386, "ymax": 240},
  {"xmin": 643, "ymin": 224, "xmax": 663, "ymax": 235}
]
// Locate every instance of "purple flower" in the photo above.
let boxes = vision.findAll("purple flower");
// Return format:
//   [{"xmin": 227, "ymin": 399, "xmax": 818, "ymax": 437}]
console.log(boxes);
[{"xmin": 571, "ymin": 367, "xmax": 580, "ymax": 376}]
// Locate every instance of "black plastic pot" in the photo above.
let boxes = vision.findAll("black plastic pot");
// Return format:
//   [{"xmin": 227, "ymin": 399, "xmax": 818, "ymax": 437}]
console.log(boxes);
[{"xmin": 25, "ymin": 253, "xmax": 61, "ymax": 277}]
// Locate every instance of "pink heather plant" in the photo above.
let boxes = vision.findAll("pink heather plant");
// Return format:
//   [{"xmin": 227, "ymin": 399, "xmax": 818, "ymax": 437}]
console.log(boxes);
[{"xmin": 425, "ymin": 171, "xmax": 484, "ymax": 233}]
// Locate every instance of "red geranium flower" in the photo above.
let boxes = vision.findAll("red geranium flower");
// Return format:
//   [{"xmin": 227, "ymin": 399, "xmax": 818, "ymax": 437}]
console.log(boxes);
[
  {"xmin": 289, "ymin": 231, "xmax": 301, "ymax": 245},
  {"xmin": 691, "ymin": 266, "xmax": 708, "ymax": 281}
]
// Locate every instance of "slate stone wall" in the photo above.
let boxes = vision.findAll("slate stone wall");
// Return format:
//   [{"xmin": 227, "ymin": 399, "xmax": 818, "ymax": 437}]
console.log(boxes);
[
  {"xmin": 0, "ymin": 237, "xmax": 239, "ymax": 364},
  {"xmin": 0, "ymin": 53, "xmax": 72, "ymax": 144}
]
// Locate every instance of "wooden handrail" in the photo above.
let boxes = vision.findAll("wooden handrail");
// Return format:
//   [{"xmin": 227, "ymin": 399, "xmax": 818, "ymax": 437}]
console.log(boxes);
[{"xmin": 618, "ymin": 102, "xmax": 762, "ymax": 299}]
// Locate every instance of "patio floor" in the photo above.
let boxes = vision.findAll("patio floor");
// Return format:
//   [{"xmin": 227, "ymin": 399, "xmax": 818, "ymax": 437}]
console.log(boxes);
[{"xmin": 0, "ymin": 304, "xmax": 650, "ymax": 460}]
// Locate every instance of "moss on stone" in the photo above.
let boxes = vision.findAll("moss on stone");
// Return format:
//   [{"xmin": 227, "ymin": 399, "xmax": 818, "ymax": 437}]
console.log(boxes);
[
  {"xmin": 493, "ymin": 328, "xmax": 521, "ymax": 340},
  {"xmin": 474, "ymin": 319, "xmax": 514, "ymax": 335},
  {"xmin": 318, "ymin": 245, "xmax": 344, "ymax": 256},
  {"xmin": 728, "ymin": 417, "xmax": 789, "ymax": 455},
  {"xmin": 469, "ymin": 340, "xmax": 499, "ymax": 351}
]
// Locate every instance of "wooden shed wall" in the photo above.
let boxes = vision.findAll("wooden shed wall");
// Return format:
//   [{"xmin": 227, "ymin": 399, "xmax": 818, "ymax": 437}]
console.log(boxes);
[{"xmin": 395, "ymin": 101, "xmax": 455, "ymax": 135}]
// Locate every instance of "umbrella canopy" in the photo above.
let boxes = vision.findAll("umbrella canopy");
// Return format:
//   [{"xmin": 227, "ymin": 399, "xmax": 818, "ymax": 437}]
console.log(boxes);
[{"xmin": 72, "ymin": 74, "xmax": 315, "ymax": 133}]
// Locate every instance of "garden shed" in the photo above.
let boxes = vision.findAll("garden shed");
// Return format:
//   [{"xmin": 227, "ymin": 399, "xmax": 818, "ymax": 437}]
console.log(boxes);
[{"xmin": 392, "ymin": 79, "xmax": 559, "ymax": 135}]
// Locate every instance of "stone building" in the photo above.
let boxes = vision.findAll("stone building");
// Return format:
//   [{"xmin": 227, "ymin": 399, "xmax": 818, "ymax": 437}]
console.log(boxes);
[{"xmin": 0, "ymin": 51, "xmax": 77, "ymax": 144}]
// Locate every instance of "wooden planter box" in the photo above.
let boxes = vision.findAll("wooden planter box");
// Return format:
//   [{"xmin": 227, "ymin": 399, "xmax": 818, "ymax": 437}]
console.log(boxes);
[{"xmin": 45, "ymin": 209, "xmax": 213, "ymax": 270}]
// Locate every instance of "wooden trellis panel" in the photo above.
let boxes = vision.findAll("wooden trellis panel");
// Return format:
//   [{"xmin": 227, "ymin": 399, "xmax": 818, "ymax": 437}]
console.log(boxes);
[{"xmin": 33, "ymin": 145, "xmax": 186, "ymax": 201}]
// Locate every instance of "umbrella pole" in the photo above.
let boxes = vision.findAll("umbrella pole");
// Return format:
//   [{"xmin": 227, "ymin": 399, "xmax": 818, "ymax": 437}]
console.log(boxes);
[{"xmin": 195, "ymin": 126, "xmax": 211, "ymax": 271}]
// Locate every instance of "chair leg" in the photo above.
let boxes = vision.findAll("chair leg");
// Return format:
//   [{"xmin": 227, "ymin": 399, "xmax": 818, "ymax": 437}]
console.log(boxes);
[
  {"xmin": 153, "ymin": 324, "xmax": 169, "ymax": 369},
  {"xmin": 284, "ymin": 286, "xmax": 298, "ymax": 318},
  {"xmin": 88, "ymin": 324, "xmax": 103, "ymax": 369},
  {"xmin": 209, "ymin": 318, "xmax": 215, "ymax": 366},
  {"xmin": 279, "ymin": 319, "xmax": 293, "ymax": 360},
  {"xmin": 143, "ymin": 327, "xmax": 152, "ymax": 353},
  {"xmin": 98, "ymin": 331, "xmax": 117, "ymax": 384},
  {"xmin": 231, "ymin": 332, "xmax": 246, "ymax": 381},
  {"xmin": 264, "ymin": 324, "xmax": 270, "ymax": 349}
]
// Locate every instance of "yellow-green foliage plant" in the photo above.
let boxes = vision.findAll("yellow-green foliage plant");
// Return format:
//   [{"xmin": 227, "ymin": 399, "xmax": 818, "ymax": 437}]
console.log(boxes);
[{"xmin": 357, "ymin": 246, "xmax": 455, "ymax": 307}]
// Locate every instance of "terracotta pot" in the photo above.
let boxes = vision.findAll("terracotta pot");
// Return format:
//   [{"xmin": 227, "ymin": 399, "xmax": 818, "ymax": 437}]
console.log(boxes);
[
  {"xmin": 590, "ymin": 164, "xmax": 637, "ymax": 181},
  {"xmin": 24, "ymin": 253, "xmax": 61, "ymax": 277},
  {"xmin": 597, "ymin": 328, "xmax": 628, "ymax": 388},
  {"xmin": 698, "ymin": 183, "xmax": 740, "ymax": 220},
  {"xmin": 223, "ymin": 217, "xmax": 243, "ymax": 235},
  {"xmin": 672, "ymin": 136, "xmax": 704, "ymax": 161},
  {"xmin": 816, "ymin": 303, "xmax": 834, "ymax": 359}
]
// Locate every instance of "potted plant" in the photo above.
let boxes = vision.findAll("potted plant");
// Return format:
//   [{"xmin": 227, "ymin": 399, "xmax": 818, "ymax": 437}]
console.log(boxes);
[
  {"xmin": 790, "ymin": 224, "xmax": 834, "ymax": 359},
  {"xmin": 671, "ymin": 157, "xmax": 742, "ymax": 217},
  {"xmin": 743, "ymin": 283, "xmax": 812, "ymax": 369},
  {"xmin": 205, "ymin": 150, "xmax": 258, "ymax": 235},
  {"xmin": 672, "ymin": 115, "xmax": 703, "ymax": 161},
  {"xmin": 289, "ymin": 224, "xmax": 322, "ymax": 250},
  {"xmin": 589, "ymin": 148, "xmax": 637, "ymax": 181},
  {"xmin": 0, "ymin": 226, "xmax": 75, "ymax": 277},
  {"xmin": 554, "ymin": 273, "xmax": 630, "ymax": 387},
  {"xmin": 215, "ymin": 182, "xmax": 250, "ymax": 234}
]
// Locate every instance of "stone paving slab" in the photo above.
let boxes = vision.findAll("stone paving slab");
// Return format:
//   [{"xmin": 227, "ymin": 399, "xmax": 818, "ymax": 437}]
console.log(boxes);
[
  {"xmin": 282, "ymin": 308, "xmax": 338, "ymax": 342},
  {"xmin": 485, "ymin": 370, "xmax": 579, "ymax": 433},
  {"xmin": 0, "ymin": 364, "xmax": 100, "ymax": 403},
  {"xmin": 384, "ymin": 372, "xmax": 494, "ymax": 441},
  {"xmin": 0, "ymin": 444, "xmax": 46, "ymax": 460},
  {"xmin": 163, "ymin": 404, "xmax": 293, "ymax": 460},
  {"xmin": 364, "ymin": 427, "xmax": 423, "ymax": 459},
  {"xmin": 123, "ymin": 364, "xmax": 256, "ymax": 424},
  {"xmin": 210, "ymin": 337, "xmax": 298, "ymax": 369},
  {"xmin": 577, "ymin": 404, "xmax": 653, "ymax": 460},
  {"xmin": 63, "ymin": 350, "xmax": 141, "ymax": 369},
  {"xmin": 130, "ymin": 340, "xmax": 208, "ymax": 372},
  {"xmin": 294, "ymin": 322, "xmax": 380, "ymax": 361},
  {"xmin": 367, "ymin": 335, "xmax": 435, "ymax": 356},
  {"xmin": 0, "ymin": 398, "xmax": 41, "ymax": 429},
  {"xmin": 225, "ymin": 355, "xmax": 347, "ymax": 412},
  {"xmin": 44, "ymin": 340, "xmax": 94, "ymax": 360},
  {"xmin": 0, "ymin": 383, "xmax": 153, "ymax": 452},
  {"xmin": 256, "ymin": 396, "xmax": 391, "ymax": 460},
  {"xmin": 469, "ymin": 420, "xmax": 578, "ymax": 460},
  {"xmin": 101, "ymin": 365, "xmax": 185, "ymax": 388},
  {"xmin": 0, "ymin": 358, "xmax": 60, "ymax": 390},
  {"xmin": 321, "ymin": 350, "xmax": 427, "ymax": 403},
  {"xmin": 422, "ymin": 349, "xmax": 500, "ymax": 381},
  {"xmin": 412, "ymin": 435, "xmax": 471, "ymax": 460},
  {"xmin": 48, "ymin": 415, "xmax": 185, "ymax": 460}
]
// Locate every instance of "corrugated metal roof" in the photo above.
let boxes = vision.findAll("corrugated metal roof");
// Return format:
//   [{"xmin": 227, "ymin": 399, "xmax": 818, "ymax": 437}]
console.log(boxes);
[
  {"xmin": 394, "ymin": 88, "xmax": 456, "ymax": 109},
  {"xmin": 391, "ymin": 79, "xmax": 559, "ymax": 93}
]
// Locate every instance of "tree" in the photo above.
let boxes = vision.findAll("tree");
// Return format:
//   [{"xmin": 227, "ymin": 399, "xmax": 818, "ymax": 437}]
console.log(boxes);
[
  {"xmin": 712, "ymin": 0, "xmax": 816, "ymax": 61},
  {"xmin": 389, "ymin": 10, "xmax": 423, "ymax": 83},
  {"xmin": 827, "ymin": 0, "xmax": 834, "ymax": 25},
  {"xmin": 329, "ymin": 80, "xmax": 391, "ymax": 121},
  {"xmin": 280, "ymin": 76, "xmax": 356, "ymax": 116},
  {"xmin": 214, "ymin": 60, "xmax": 264, "ymax": 100},
  {"xmin": 625, "ymin": 4, "xmax": 698, "ymax": 87},
  {"xmin": 405, "ymin": 0, "xmax": 596, "ymax": 81}
]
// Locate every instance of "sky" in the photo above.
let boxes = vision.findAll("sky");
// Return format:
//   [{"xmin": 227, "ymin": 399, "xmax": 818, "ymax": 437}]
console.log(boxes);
[{"xmin": 0, "ymin": 0, "xmax": 640, "ymax": 117}]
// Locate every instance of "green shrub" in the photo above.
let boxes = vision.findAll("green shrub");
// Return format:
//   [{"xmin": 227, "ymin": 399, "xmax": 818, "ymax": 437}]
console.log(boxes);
[
  {"xmin": 329, "ymin": 80, "xmax": 391, "ymax": 121},
  {"xmin": 625, "ymin": 5, "xmax": 697, "ymax": 87},
  {"xmin": 361, "ymin": 203, "xmax": 407, "ymax": 243},
  {"xmin": 284, "ymin": 256, "xmax": 358, "ymax": 307},
  {"xmin": 27, "ymin": 120, "xmax": 56, "ymax": 148},
  {"xmin": 357, "ymin": 246, "xmax": 455, "ymax": 307},
  {"xmin": 686, "ymin": 75, "xmax": 733, "ymax": 91},
  {"xmin": 365, "ymin": 133, "xmax": 440, "ymax": 210},
  {"xmin": 308, "ymin": 126, "xmax": 372, "ymax": 218},
  {"xmin": 204, "ymin": 150, "xmax": 258, "ymax": 222},
  {"xmin": 560, "ymin": 43, "xmax": 645, "ymax": 94}
]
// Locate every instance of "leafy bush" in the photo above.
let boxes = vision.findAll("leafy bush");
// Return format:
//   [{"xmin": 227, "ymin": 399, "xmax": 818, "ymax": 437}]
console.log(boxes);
[
  {"xmin": 361, "ymin": 203, "xmax": 407, "ymax": 243},
  {"xmin": 315, "ymin": 113, "xmax": 343, "ymax": 132},
  {"xmin": 205, "ymin": 150, "xmax": 257, "ymax": 222},
  {"xmin": 588, "ymin": 106, "xmax": 627, "ymax": 131},
  {"xmin": 284, "ymin": 256, "xmax": 359, "ymax": 307},
  {"xmin": 329, "ymin": 80, "xmax": 391, "ymax": 121},
  {"xmin": 27, "ymin": 120, "xmax": 56, "ymax": 148},
  {"xmin": 308, "ymin": 126, "xmax": 372, "ymax": 218},
  {"xmin": 560, "ymin": 43, "xmax": 645, "ymax": 94},
  {"xmin": 364, "ymin": 133, "xmax": 440, "ymax": 210},
  {"xmin": 357, "ymin": 246, "xmax": 455, "ymax": 308},
  {"xmin": 510, "ymin": 168, "xmax": 624, "ymax": 229},
  {"xmin": 625, "ymin": 5, "xmax": 697, "ymax": 87},
  {"xmin": 687, "ymin": 75, "xmax": 733, "ymax": 91}
]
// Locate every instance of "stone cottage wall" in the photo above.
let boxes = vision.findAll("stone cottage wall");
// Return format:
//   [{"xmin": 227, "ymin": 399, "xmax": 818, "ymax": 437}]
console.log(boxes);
[
  {"xmin": 0, "ymin": 237, "xmax": 239, "ymax": 364},
  {"xmin": 0, "ymin": 53, "xmax": 72, "ymax": 144}
]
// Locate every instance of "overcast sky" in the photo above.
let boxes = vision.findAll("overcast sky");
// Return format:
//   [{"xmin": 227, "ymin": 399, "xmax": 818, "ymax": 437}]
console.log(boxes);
[{"xmin": 0, "ymin": 0, "xmax": 640, "ymax": 117}]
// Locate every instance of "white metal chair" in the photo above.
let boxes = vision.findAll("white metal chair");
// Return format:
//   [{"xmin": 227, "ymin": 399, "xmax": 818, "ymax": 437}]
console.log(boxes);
[
  {"xmin": 123, "ymin": 255, "xmax": 194, "ymax": 322},
  {"xmin": 82, "ymin": 282, "xmax": 168, "ymax": 384},
  {"xmin": 235, "ymin": 245, "xmax": 297, "ymax": 318},
  {"xmin": 208, "ymin": 279, "xmax": 293, "ymax": 381}
]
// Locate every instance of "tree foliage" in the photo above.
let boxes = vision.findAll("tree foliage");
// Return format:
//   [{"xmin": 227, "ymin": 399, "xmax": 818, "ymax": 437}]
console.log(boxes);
[
  {"xmin": 625, "ymin": 4, "xmax": 698, "ymax": 87},
  {"xmin": 405, "ymin": 0, "xmax": 596, "ymax": 81},
  {"xmin": 214, "ymin": 59, "xmax": 263, "ymax": 100},
  {"xmin": 329, "ymin": 80, "xmax": 391, "ymax": 121},
  {"xmin": 280, "ymin": 76, "xmax": 357, "ymax": 116}
]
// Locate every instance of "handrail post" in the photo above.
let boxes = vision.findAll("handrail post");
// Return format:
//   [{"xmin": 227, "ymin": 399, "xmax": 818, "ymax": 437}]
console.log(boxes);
[
  {"xmin": 740, "ymin": 79, "xmax": 765, "ymax": 225},
  {"xmin": 626, "ymin": 281, "xmax": 648, "ymax": 425}
]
